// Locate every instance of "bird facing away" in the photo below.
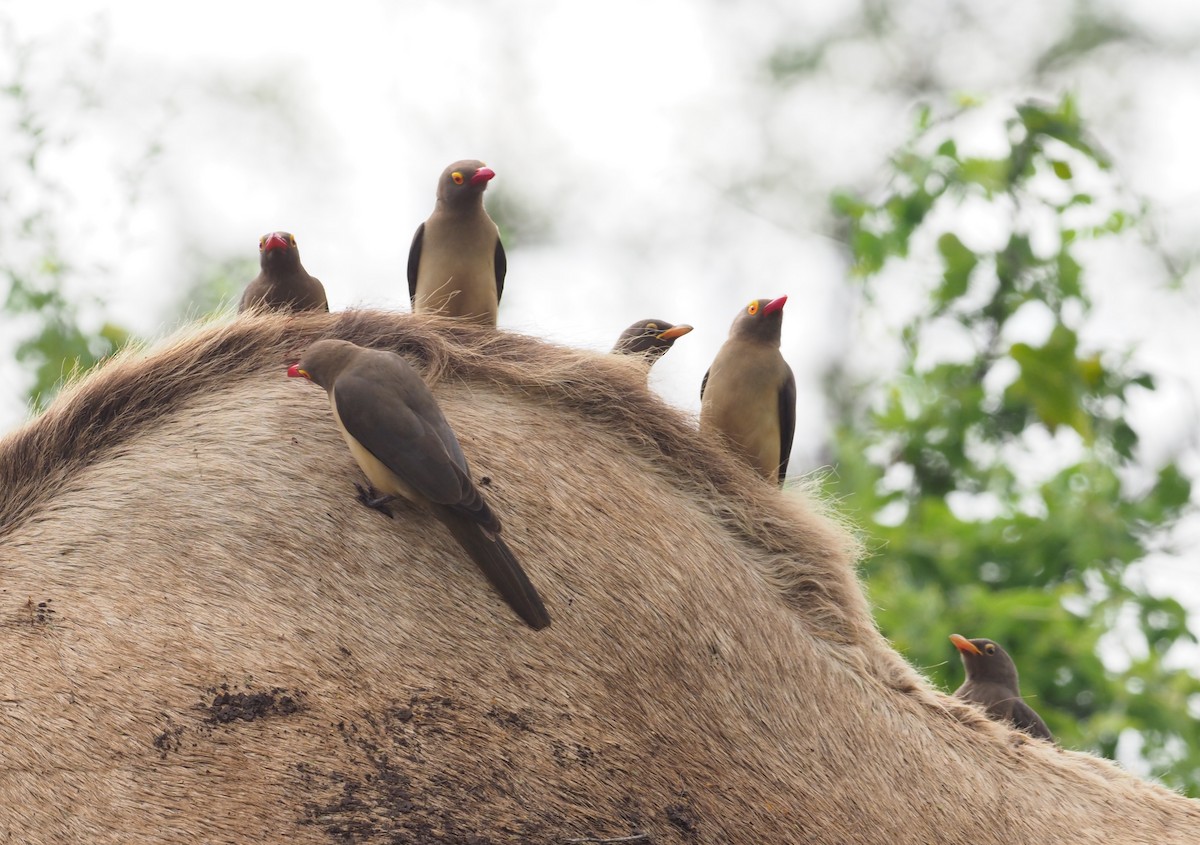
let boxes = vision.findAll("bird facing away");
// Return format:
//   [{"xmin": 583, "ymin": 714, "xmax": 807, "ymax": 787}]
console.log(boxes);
[
  {"xmin": 611, "ymin": 319, "xmax": 694, "ymax": 367},
  {"xmin": 237, "ymin": 231, "xmax": 329, "ymax": 314},
  {"xmin": 408, "ymin": 159, "xmax": 506, "ymax": 326},
  {"xmin": 950, "ymin": 634, "xmax": 1052, "ymax": 740},
  {"xmin": 699, "ymin": 296, "xmax": 796, "ymax": 485},
  {"xmin": 288, "ymin": 339, "xmax": 550, "ymax": 630}
]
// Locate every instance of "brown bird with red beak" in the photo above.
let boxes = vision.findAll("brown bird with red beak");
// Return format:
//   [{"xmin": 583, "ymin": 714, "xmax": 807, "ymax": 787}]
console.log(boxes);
[
  {"xmin": 950, "ymin": 634, "xmax": 1052, "ymax": 740},
  {"xmin": 408, "ymin": 160, "xmax": 505, "ymax": 326},
  {"xmin": 700, "ymin": 296, "xmax": 796, "ymax": 485},
  {"xmin": 288, "ymin": 339, "xmax": 550, "ymax": 630},
  {"xmin": 611, "ymin": 319, "xmax": 693, "ymax": 369},
  {"xmin": 238, "ymin": 231, "xmax": 329, "ymax": 314}
]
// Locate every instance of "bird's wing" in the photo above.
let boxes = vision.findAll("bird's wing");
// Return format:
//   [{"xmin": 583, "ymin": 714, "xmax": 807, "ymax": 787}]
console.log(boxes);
[
  {"xmin": 778, "ymin": 365, "xmax": 797, "ymax": 484},
  {"xmin": 700, "ymin": 367, "xmax": 710, "ymax": 401},
  {"xmin": 407, "ymin": 223, "xmax": 425, "ymax": 306},
  {"xmin": 332, "ymin": 371, "xmax": 473, "ymax": 508},
  {"xmin": 494, "ymin": 237, "xmax": 506, "ymax": 304},
  {"xmin": 308, "ymin": 275, "xmax": 330, "ymax": 312},
  {"xmin": 1011, "ymin": 699, "xmax": 1053, "ymax": 740},
  {"xmin": 237, "ymin": 277, "xmax": 265, "ymax": 313}
]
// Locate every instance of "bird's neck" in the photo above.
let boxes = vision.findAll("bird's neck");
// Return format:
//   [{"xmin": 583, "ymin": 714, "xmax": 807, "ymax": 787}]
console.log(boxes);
[
  {"xmin": 434, "ymin": 198, "xmax": 484, "ymax": 217},
  {"xmin": 729, "ymin": 329, "xmax": 782, "ymax": 347},
  {"xmin": 262, "ymin": 258, "xmax": 304, "ymax": 281}
]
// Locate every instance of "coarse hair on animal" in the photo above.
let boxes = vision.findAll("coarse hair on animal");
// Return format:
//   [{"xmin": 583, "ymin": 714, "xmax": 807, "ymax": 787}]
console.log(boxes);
[
  {"xmin": 0, "ymin": 309, "xmax": 1196, "ymax": 844},
  {"xmin": 0, "ymin": 311, "xmax": 873, "ymax": 649}
]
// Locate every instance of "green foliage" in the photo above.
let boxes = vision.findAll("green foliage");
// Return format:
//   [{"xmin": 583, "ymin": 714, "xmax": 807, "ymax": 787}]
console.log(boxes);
[
  {"xmin": 829, "ymin": 96, "xmax": 1200, "ymax": 793},
  {"xmin": 0, "ymin": 22, "xmax": 134, "ymax": 412},
  {"xmin": 5, "ymin": 266, "xmax": 131, "ymax": 412},
  {"xmin": 486, "ymin": 185, "xmax": 556, "ymax": 250},
  {"xmin": 177, "ymin": 255, "xmax": 257, "ymax": 318}
]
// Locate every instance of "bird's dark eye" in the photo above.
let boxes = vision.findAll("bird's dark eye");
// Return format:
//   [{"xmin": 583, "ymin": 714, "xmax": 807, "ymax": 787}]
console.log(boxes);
[
  {"xmin": 288, "ymin": 235, "xmax": 297, "ymax": 246},
  {"xmin": 259, "ymin": 237, "xmax": 266, "ymax": 248},
  {"xmin": 985, "ymin": 644, "xmax": 996, "ymax": 654},
  {"xmin": 747, "ymin": 302, "xmax": 759, "ymax": 316},
  {"xmin": 451, "ymin": 172, "xmax": 465, "ymax": 185},
  {"xmin": 646, "ymin": 323, "xmax": 658, "ymax": 331}
]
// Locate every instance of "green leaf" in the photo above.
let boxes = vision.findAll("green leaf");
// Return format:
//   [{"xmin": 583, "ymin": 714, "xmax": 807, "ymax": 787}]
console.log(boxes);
[
  {"xmin": 851, "ymin": 229, "xmax": 886, "ymax": 275},
  {"xmin": 1150, "ymin": 464, "xmax": 1192, "ymax": 512},
  {"xmin": 1058, "ymin": 251, "xmax": 1083, "ymax": 300},
  {"xmin": 99, "ymin": 322, "xmax": 130, "ymax": 348},
  {"xmin": 1097, "ymin": 210, "xmax": 1130, "ymax": 235},
  {"xmin": 1006, "ymin": 325, "xmax": 1092, "ymax": 436},
  {"xmin": 959, "ymin": 157, "xmax": 1009, "ymax": 194},
  {"xmin": 934, "ymin": 232, "xmax": 978, "ymax": 311},
  {"xmin": 831, "ymin": 190, "xmax": 870, "ymax": 220}
]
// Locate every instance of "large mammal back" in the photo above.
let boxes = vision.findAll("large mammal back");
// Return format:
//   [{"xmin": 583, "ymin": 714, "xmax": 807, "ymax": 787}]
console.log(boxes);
[{"xmin": 0, "ymin": 311, "xmax": 1195, "ymax": 844}]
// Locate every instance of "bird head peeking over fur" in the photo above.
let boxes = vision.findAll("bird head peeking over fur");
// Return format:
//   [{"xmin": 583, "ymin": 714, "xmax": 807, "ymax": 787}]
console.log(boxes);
[
  {"xmin": 612, "ymin": 319, "xmax": 694, "ymax": 363},
  {"xmin": 950, "ymin": 634, "xmax": 1021, "ymax": 691}
]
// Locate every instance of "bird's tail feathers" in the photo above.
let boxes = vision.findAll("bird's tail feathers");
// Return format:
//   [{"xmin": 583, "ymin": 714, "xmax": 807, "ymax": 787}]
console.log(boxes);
[{"xmin": 439, "ymin": 510, "xmax": 551, "ymax": 631}]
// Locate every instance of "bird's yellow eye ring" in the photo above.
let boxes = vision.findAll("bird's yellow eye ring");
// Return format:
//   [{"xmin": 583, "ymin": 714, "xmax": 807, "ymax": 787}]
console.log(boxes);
[
  {"xmin": 452, "ymin": 172, "xmax": 465, "ymax": 185},
  {"xmin": 288, "ymin": 234, "xmax": 297, "ymax": 246},
  {"xmin": 985, "ymin": 644, "xmax": 996, "ymax": 654},
  {"xmin": 645, "ymin": 322, "xmax": 658, "ymax": 331},
  {"xmin": 747, "ymin": 301, "xmax": 759, "ymax": 316},
  {"xmin": 258, "ymin": 236, "xmax": 266, "ymax": 248}
]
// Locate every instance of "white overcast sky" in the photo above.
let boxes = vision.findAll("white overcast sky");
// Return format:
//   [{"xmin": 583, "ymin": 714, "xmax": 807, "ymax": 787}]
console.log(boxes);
[{"xmin": 2, "ymin": 2, "xmax": 1200, "ymax": 640}]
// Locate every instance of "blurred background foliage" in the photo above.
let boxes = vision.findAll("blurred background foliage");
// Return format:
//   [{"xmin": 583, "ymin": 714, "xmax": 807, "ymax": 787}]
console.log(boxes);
[
  {"xmin": 1, "ymin": 23, "xmax": 132, "ymax": 410},
  {"xmin": 825, "ymin": 96, "xmax": 1199, "ymax": 793},
  {"xmin": 2, "ymin": 1, "xmax": 1198, "ymax": 797}
]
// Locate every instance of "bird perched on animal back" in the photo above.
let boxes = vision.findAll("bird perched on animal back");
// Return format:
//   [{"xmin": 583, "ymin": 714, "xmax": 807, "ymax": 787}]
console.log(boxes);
[
  {"xmin": 700, "ymin": 296, "xmax": 796, "ymax": 485},
  {"xmin": 238, "ymin": 231, "xmax": 329, "ymax": 314},
  {"xmin": 288, "ymin": 339, "xmax": 549, "ymax": 630},
  {"xmin": 950, "ymin": 634, "xmax": 1052, "ymax": 740},
  {"xmin": 408, "ymin": 159, "xmax": 505, "ymax": 326},
  {"xmin": 612, "ymin": 319, "xmax": 693, "ymax": 368}
]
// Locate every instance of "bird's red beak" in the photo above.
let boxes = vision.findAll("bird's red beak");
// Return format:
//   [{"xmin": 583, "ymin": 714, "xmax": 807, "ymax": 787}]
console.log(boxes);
[
  {"xmin": 949, "ymin": 634, "xmax": 982, "ymax": 655},
  {"xmin": 762, "ymin": 295, "xmax": 788, "ymax": 315},
  {"xmin": 657, "ymin": 324, "xmax": 694, "ymax": 341},
  {"xmin": 287, "ymin": 363, "xmax": 309, "ymax": 379},
  {"xmin": 263, "ymin": 233, "xmax": 289, "ymax": 252},
  {"xmin": 470, "ymin": 167, "xmax": 496, "ymax": 185}
]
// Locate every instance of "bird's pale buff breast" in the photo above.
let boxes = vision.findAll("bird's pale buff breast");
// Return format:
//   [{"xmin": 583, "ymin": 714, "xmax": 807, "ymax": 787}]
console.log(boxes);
[
  {"xmin": 414, "ymin": 211, "xmax": 499, "ymax": 322},
  {"xmin": 330, "ymin": 395, "xmax": 423, "ymax": 504},
  {"xmin": 700, "ymin": 344, "xmax": 784, "ymax": 479}
]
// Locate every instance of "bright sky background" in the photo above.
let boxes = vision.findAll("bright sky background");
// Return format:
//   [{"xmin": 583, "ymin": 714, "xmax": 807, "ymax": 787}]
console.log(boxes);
[
  {"xmin": 7, "ymin": 2, "xmax": 1200, "ymax": 448},
  {"xmin": 1, "ymin": 0, "xmax": 878, "ymax": 451},
  {"xmin": 3, "ymin": 1, "xmax": 1200, "ymax": 696}
]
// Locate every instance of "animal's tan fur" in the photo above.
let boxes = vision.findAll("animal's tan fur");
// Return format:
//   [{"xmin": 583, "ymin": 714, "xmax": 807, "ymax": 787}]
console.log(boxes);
[{"xmin": 0, "ymin": 310, "xmax": 1195, "ymax": 844}]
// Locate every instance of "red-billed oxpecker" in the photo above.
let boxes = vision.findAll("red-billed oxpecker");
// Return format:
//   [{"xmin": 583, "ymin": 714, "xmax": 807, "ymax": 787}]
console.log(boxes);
[
  {"xmin": 700, "ymin": 296, "xmax": 796, "ymax": 485},
  {"xmin": 950, "ymin": 634, "xmax": 1052, "ymax": 741},
  {"xmin": 238, "ymin": 231, "xmax": 329, "ymax": 314},
  {"xmin": 408, "ymin": 160, "xmax": 506, "ymax": 326},
  {"xmin": 288, "ymin": 339, "xmax": 549, "ymax": 630}
]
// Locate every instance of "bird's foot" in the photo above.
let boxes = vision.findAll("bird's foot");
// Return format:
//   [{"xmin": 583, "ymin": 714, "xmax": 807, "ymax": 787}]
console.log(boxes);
[{"xmin": 355, "ymin": 484, "xmax": 396, "ymax": 518}]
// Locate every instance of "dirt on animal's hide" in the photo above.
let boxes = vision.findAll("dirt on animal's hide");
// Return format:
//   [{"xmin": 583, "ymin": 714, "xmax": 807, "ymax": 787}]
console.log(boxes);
[{"xmin": 0, "ymin": 310, "xmax": 1196, "ymax": 844}]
